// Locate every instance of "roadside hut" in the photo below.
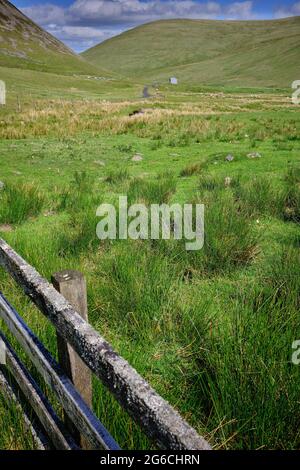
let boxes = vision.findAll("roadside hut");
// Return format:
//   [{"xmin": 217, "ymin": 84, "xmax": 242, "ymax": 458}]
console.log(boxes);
[{"xmin": 169, "ymin": 77, "xmax": 178, "ymax": 85}]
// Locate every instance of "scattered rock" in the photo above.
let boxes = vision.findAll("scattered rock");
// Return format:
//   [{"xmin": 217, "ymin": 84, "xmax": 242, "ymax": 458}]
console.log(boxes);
[
  {"xmin": 0, "ymin": 224, "xmax": 13, "ymax": 233},
  {"xmin": 225, "ymin": 154, "xmax": 234, "ymax": 162},
  {"xmin": 129, "ymin": 109, "xmax": 145, "ymax": 117},
  {"xmin": 183, "ymin": 268, "xmax": 195, "ymax": 283},
  {"xmin": 224, "ymin": 177, "xmax": 232, "ymax": 187},
  {"xmin": 94, "ymin": 160, "xmax": 105, "ymax": 166},
  {"xmin": 143, "ymin": 87, "xmax": 151, "ymax": 98},
  {"xmin": 43, "ymin": 210, "xmax": 55, "ymax": 217},
  {"xmin": 0, "ymin": 181, "xmax": 5, "ymax": 190},
  {"xmin": 132, "ymin": 154, "xmax": 143, "ymax": 162},
  {"xmin": 12, "ymin": 171, "xmax": 22, "ymax": 175},
  {"xmin": 247, "ymin": 152, "xmax": 262, "ymax": 159}
]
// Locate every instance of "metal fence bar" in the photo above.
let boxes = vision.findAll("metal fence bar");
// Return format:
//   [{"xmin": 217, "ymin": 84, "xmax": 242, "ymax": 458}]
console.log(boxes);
[
  {"xmin": 0, "ymin": 292, "xmax": 120, "ymax": 450},
  {"xmin": 0, "ymin": 367, "xmax": 50, "ymax": 450},
  {"xmin": 0, "ymin": 331, "xmax": 79, "ymax": 450}
]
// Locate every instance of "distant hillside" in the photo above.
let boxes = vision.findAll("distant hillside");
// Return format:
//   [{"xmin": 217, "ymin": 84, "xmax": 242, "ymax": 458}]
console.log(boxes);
[
  {"xmin": 82, "ymin": 17, "xmax": 300, "ymax": 88},
  {"xmin": 0, "ymin": 0, "xmax": 104, "ymax": 75}
]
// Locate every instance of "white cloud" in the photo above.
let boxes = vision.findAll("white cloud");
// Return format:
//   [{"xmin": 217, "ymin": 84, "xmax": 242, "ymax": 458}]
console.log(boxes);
[
  {"xmin": 225, "ymin": 1, "xmax": 255, "ymax": 20},
  {"xmin": 22, "ymin": 4, "xmax": 65, "ymax": 26},
  {"xmin": 46, "ymin": 24, "xmax": 117, "ymax": 50},
  {"xmin": 66, "ymin": 0, "xmax": 225, "ymax": 25},
  {"xmin": 274, "ymin": 2, "xmax": 300, "ymax": 18},
  {"xmin": 21, "ymin": 0, "xmax": 258, "ymax": 28}
]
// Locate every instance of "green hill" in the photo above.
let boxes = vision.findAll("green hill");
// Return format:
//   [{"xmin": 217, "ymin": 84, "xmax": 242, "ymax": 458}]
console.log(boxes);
[
  {"xmin": 0, "ymin": 0, "xmax": 104, "ymax": 75},
  {"xmin": 82, "ymin": 17, "xmax": 300, "ymax": 88}
]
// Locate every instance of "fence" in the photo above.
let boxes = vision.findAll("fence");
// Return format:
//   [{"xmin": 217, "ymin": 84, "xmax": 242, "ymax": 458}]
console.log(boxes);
[{"xmin": 0, "ymin": 238, "xmax": 211, "ymax": 450}]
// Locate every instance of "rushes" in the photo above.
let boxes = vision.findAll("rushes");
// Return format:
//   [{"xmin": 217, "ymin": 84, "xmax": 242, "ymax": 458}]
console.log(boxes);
[
  {"xmin": 180, "ymin": 162, "xmax": 206, "ymax": 177},
  {"xmin": 280, "ymin": 165, "xmax": 300, "ymax": 223},
  {"xmin": 234, "ymin": 177, "xmax": 278, "ymax": 217},
  {"xmin": 0, "ymin": 183, "xmax": 44, "ymax": 225},
  {"xmin": 105, "ymin": 169, "xmax": 130, "ymax": 184},
  {"xmin": 169, "ymin": 190, "xmax": 259, "ymax": 274},
  {"xmin": 194, "ymin": 244, "xmax": 300, "ymax": 449},
  {"xmin": 127, "ymin": 173, "xmax": 177, "ymax": 205}
]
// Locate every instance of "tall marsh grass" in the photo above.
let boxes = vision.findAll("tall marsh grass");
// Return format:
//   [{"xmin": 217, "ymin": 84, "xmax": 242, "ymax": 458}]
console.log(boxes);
[
  {"xmin": 105, "ymin": 169, "xmax": 130, "ymax": 184},
  {"xmin": 127, "ymin": 173, "xmax": 176, "ymax": 205},
  {"xmin": 280, "ymin": 165, "xmax": 300, "ymax": 223},
  {"xmin": 194, "ymin": 246, "xmax": 300, "ymax": 449},
  {"xmin": 0, "ymin": 183, "xmax": 44, "ymax": 225}
]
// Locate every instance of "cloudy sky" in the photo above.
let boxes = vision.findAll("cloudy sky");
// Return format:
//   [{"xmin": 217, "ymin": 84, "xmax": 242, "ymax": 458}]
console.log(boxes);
[{"xmin": 13, "ymin": 0, "xmax": 300, "ymax": 52}]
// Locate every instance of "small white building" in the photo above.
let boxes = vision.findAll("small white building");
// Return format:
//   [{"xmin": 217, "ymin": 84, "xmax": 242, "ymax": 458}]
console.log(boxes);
[
  {"xmin": 169, "ymin": 77, "xmax": 178, "ymax": 85},
  {"xmin": 0, "ymin": 80, "xmax": 5, "ymax": 105}
]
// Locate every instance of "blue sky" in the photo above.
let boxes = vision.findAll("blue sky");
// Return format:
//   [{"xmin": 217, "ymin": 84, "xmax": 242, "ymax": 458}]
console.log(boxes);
[{"xmin": 13, "ymin": 1, "xmax": 300, "ymax": 52}]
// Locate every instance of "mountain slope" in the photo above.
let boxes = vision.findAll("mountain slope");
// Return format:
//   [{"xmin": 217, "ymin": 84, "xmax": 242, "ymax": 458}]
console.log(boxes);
[
  {"xmin": 83, "ymin": 17, "xmax": 300, "ymax": 87},
  {"xmin": 0, "ymin": 0, "xmax": 102, "ymax": 75}
]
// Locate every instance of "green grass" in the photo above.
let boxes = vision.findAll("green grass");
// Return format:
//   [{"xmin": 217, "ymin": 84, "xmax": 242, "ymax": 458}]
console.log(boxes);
[
  {"xmin": 0, "ymin": 65, "xmax": 137, "ymax": 111},
  {"xmin": 82, "ymin": 17, "xmax": 300, "ymax": 88},
  {"xmin": 0, "ymin": 182, "xmax": 44, "ymax": 224},
  {"xmin": 0, "ymin": 75, "xmax": 299, "ymax": 450}
]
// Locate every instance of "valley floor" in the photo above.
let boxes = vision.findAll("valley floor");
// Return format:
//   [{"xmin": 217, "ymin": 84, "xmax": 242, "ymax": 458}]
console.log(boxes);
[{"xmin": 0, "ymin": 83, "xmax": 299, "ymax": 449}]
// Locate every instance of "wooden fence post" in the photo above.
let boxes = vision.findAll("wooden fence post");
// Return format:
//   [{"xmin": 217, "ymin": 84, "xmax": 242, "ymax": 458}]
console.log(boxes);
[{"xmin": 51, "ymin": 270, "xmax": 92, "ymax": 448}]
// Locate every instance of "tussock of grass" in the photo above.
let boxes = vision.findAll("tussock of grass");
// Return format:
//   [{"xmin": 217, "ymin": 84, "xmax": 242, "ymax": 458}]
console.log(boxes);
[
  {"xmin": 96, "ymin": 241, "xmax": 175, "ymax": 337},
  {"xmin": 194, "ymin": 245, "xmax": 300, "ymax": 449},
  {"xmin": 201, "ymin": 193, "xmax": 258, "ymax": 271},
  {"xmin": 57, "ymin": 172, "xmax": 104, "ymax": 256},
  {"xmin": 105, "ymin": 169, "xmax": 130, "ymax": 184},
  {"xmin": 58, "ymin": 171, "xmax": 96, "ymax": 211},
  {"xmin": 127, "ymin": 173, "xmax": 176, "ymax": 205},
  {"xmin": 0, "ymin": 183, "xmax": 44, "ymax": 225},
  {"xmin": 180, "ymin": 162, "xmax": 206, "ymax": 177},
  {"xmin": 234, "ymin": 177, "xmax": 278, "ymax": 217},
  {"xmin": 280, "ymin": 165, "xmax": 300, "ymax": 223},
  {"xmin": 164, "ymin": 191, "xmax": 259, "ymax": 274},
  {"xmin": 198, "ymin": 174, "xmax": 226, "ymax": 192}
]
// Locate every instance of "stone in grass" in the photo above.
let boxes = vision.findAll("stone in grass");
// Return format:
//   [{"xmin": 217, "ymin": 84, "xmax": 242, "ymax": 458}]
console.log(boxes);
[
  {"xmin": 247, "ymin": 152, "xmax": 262, "ymax": 159},
  {"xmin": 94, "ymin": 160, "xmax": 106, "ymax": 166},
  {"xmin": 224, "ymin": 177, "xmax": 232, "ymax": 187},
  {"xmin": 0, "ymin": 224, "xmax": 13, "ymax": 233},
  {"xmin": 0, "ymin": 181, "xmax": 4, "ymax": 190},
  {"xmin": 225, "ymin": 154, "xmax": 234, "ymax": 162},
  {"xmin": 43, "ymin": 210, "xmax": 55, "ymax": 217},
  {"xmin": 132, "ymin": 154, "xmax": 143, "ymax": 162}
]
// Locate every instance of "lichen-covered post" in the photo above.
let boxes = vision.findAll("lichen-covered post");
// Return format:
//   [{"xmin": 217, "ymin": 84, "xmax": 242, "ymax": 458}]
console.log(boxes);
[{"xmin": 52, "ymin": 270, "xmax": 92, "ymax": 448}]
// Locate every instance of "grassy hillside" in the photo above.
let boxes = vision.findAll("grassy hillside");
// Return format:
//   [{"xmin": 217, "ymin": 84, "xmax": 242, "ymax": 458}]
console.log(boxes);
[
  {"xmin": 0, "ymin": 65, "xmax": 138, "ymax": 109},
  {"xmin": 0, "ymin": 1, "xmax": 138, "ymax": 103},
  {"xmin": 83, "ymin": 17, "xmax": 300, "ymax": 88},
  {"xmin": 0, "ymin": 0, "xmax": 105, "ymax": 75}
]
